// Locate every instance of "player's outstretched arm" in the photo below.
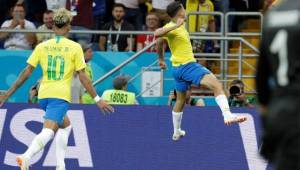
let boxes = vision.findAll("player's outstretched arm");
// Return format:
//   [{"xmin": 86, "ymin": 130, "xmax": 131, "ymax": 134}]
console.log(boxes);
[
  {"xmin": 154, "ymin": 18, "xmax": 184, "ymax": 37},
  {"xmin": 0, "ymin": 64, "xmax": 35, "ymax": 107},
  {"xmin": 77, "ymin": 69, "xmax": 114, "ymax": 114}
]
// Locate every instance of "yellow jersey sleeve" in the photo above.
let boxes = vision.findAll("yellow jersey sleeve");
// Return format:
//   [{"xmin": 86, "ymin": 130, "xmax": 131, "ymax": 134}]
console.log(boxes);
[
  {"xmin": 162, "ymin": 22, "xmax": 175, "ymax": 39},
  {"xmin": 27, "ymin": 45, "xmax": 41, "ymax": 67},
  {"xmin": 74, "ymin": 45, "xmax": 86, "ymax": 71}
]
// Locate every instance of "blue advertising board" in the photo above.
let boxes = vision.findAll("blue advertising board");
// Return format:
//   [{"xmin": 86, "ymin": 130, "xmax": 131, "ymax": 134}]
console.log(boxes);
[
  {"xmin": 0, "ymin": 50, "xmax": 173, "ymax": 104},
  {"xmin": 0, "ymin": 104, "xmax": 271, "ymax": 170}
]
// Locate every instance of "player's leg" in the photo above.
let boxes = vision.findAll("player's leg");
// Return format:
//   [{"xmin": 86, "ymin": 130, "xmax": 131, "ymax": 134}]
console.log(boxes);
[
  {"xmin": 200, "ymin": 73, "xmax": 246, "ymax": 125},
  {"xmin": 16, "ymin": 120, "xmax": 57, "ymax": 170},
  {"xmin": 56, "ymin": 116, "xmax": 72, "ymax": 170},
  {"xmin": 172, "ymin": 91, "xmax": 187, "ymax": 141},
  {"xmin": 16, "ymin": 99, "xmax": 69, "ymax": 170},
  {"xmin": 171, "ymin": 64, "xmax": 189, "ymax": 141}
]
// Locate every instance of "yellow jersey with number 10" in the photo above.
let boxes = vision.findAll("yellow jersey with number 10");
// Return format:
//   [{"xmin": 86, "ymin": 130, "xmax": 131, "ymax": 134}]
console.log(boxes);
[
  {"xmin": 162, "ymin": 22, "xmax": 196, "ymax": 67},
  {"xmin": 27, "ymin": 36, "xmax": 86, "ymax": 102}
]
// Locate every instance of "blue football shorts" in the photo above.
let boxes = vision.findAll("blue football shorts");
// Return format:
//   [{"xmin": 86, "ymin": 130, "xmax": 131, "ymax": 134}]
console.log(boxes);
[
  {"xmin": 39, "ymin": 98, "xmax": 69, "ymax": 126},
  {"xmin": 172, "ymin": 62, "xmax": 211, "ymax": 92}
]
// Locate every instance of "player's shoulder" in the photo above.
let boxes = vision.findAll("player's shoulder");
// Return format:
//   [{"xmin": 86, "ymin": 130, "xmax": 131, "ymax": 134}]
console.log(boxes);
[
  {"xmin": 163, "ymin": 21, "xmax": 176, "ymax": 28},
  {"xmin": 1, "ymin": 19, "xmax": 12, "ymax": 27},
  {"xmin": 35, "ymin": 40, "xmax": 47, "ymax": 50},
  {"xmin": 102, "ymin": 89, "xmax": 113, "ymax": 96},
  {"xmin": 62, "ymin": 38, "xmax": 82, "ymax": 49}
]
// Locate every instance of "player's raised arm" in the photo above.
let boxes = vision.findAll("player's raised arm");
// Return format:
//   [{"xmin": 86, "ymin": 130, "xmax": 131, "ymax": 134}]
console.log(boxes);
[
  {"xmin": 77, "ymin": 69, "xmax": 114, "ymax": 114},
  {"xmin": 154, "ymin": 18, "xmax": 184, "ymax": 37},
  {"xmin": 0, "ymin": 64, "xmax": 35, "ymax": 106}
]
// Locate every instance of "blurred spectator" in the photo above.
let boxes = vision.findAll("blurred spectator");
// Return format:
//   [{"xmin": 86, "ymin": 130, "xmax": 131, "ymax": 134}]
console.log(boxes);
[
  {"xmin": 0, "ymin": 3, "xmax": 36, "ymax": 50},
  {"xmin": 0, "ymin": 0, "xmax": 18, "ymax": 25},
  {"xmin": 186, "ymin": 0, "xmax": 218, "ymax": 53},
  {"xmin": 136, "ymin": 12, "xmax": 161, "ymax": 52},
  {"xmin": 45, "ymin": 0, "xmax": 67, "ymax": 10},
  {"xmin": 18, "ymin": 0, "xmax": 47, "ymax": 26},
  {"xmin": 229, "ymin": 0, "xmax": 248, "ymax": 32},
  {"xmin": 69, "ymin": 0, "xmax": 94, "ymax": 45},
  {"xmin": 228, "ymin": 79, "xmax": 255, "ymax": 108},
  {"xmin": 151, "ymin": 0, "xmax": 174, "ymax": 25},
  {"xmin": 36, "ymin": 10, "xmax": 55, "ymax": 43},
  {"xmin": 80, "ymin": 43, "xmax": 95, "ymax": 104},
  {"xmin": 211, "ymin": 0, "xmax": 229, "ymax": 13},
  {"xmin": 168, "ymin": 88, "xmax": 206, "ymax": 106},
  {"xmin": 28, "ymin": 79, "xmax": 40, "ymax": 104},
  {"xmin": 71, "ymin": 43, "xmax": 95, "ymax": 104},
  {"xmin": 102, "ymin": 75, "xmax": 138, "ymax": 105},
  {"xmin": 71, "ymin": 73, "xmax": 84, "ymax": 104},
  {"xmin": 99, "ymin": 3, "xmax": 135, "ymax": 52},
  {"xmin": 115, "ymin": 0, "xmax": 144, "ymax": 30}
]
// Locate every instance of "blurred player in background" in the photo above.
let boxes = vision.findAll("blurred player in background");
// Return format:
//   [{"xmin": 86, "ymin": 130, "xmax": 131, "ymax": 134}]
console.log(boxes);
[
  {"xmin": 0, "ymin": 8, "xmax": 114, "ymax": 170},
  {"xmin": 154, "ymin": 1, "xmax": 246, "ymax": 141},
  {"xmin": 257, "ymin": 0, "xmax": 300, "ymax": 169}
]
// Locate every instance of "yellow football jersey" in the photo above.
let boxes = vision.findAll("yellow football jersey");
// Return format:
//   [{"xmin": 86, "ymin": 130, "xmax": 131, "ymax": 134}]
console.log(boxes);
[
  {"xmin": 27, "ymin": 36, "xmax": 86, "ymax": 102},
  {"xmin": 163, "ymin": 22, "xmax": 196, "ymax": 66}
]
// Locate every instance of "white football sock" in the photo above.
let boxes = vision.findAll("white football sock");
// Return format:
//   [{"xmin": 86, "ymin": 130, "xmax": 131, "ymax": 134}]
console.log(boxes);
[
  {"xmin": 23, "ymin": 128, "xmax": 54, "ymax": 160},
  {"xmin": 172, "ymin": 111, "xmax": 183, "ymax": 133},
  {"xmin": 56, "ymin": 125, "xmax": 72, "ymax": 169},
  {"xmin": 215, "ymin": 94, "xmax": 232, "ymax": 119}
]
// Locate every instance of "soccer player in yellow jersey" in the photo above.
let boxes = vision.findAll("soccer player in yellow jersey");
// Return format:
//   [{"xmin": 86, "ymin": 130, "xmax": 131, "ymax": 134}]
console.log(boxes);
[
  {"xmin": 0, "ymin": 8, "xmax": 114, "ymax": 170},
  {"xmin": 154, "ymin": 2, "xmax": 247, "ymax": 141}
]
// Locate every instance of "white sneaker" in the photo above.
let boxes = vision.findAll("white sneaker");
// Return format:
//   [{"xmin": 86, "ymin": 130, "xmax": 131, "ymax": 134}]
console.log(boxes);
[
  {"xmin": 16, "ymin": 155, "xmax": 29, "ymax": 170},
  {"xmin": 224, "ymin": 114, "xmax": 247, "ymax": 125},
  {"xmin": 172, "ymin": 129, "xmax": 186, "ymax": 141}
]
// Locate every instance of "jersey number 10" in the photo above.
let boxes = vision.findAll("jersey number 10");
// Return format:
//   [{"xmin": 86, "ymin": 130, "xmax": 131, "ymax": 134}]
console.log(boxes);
[
  {"xmin": 270, "ymin": 29, "xmax": 289, "ymax": 86},
  {"xmin": 47, "ymin": 55, "xmax": 65, "ymax": 80}
]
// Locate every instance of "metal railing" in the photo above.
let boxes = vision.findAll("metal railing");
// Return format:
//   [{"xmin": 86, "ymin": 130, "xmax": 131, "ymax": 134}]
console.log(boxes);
[
  {"xmin": 186, "ymin": 11, "xmax": 224, "ymax": 36},
  {"xmin": 0, "ymin": 11, "xmax": 263, "ymax": 95},
  {"xmin": 223, "ymin": 12, "xmax": 263, "ymax": 91},
  {"xmin": 225, "ymin": 12, "xmax": 263, "ymax": 37},
  {"xmin": 186, "ymin": 11, "xmax": 226, "ymax": 78},
  {"xmin": 190, "ymin": 36, "xmax": 259, "ymax": 93},
  {"xmin": 92, "ymin": 40, "xmax": 157, "ymax": 86}
]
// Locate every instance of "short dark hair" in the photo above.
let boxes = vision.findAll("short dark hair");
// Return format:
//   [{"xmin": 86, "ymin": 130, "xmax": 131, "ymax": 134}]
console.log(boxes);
[
  {"xmin": 113, "ymin": 3, "xmax": 126, "ymax": 11},
  {"xmin": 44, "ymin": 10, "xmax": 54, "ymax": 15},
  {"xmin": 166, "ymin": 1, "xmax": 182, "ymax": 18},
  {"xmin": 14, "ymin": 3, "xmax": 26, "ymax": 11},
  {"xmin": 113, "ymin": 75, "xmax": 129, "ymax": 90},
  {"xmin": 230, "ymin": 79, "xmax": 245, "ymax": 88}
]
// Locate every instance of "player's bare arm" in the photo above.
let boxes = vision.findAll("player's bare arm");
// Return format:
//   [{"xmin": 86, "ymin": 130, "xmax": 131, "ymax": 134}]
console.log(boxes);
[
  {"xmin": 77, "ymin": 69, "xmax": 114, "ymax": 114},
  {"xmin": 157, "ymin": 38, "xmax": 167, "ymax": 69},
  {"xmin": 0, "ymin": 64, "xmax": 35, "ymax": 106}
]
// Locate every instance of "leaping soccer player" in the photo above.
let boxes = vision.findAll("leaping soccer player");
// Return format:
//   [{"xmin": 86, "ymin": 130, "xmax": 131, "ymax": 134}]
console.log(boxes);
[
  {"xmin": 0, "ymin": 8, "xmax": 114, "ymax": 170},
  {"xmin": 154, "ymin": 2, "xmax": 247, "ymax": 141}
]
